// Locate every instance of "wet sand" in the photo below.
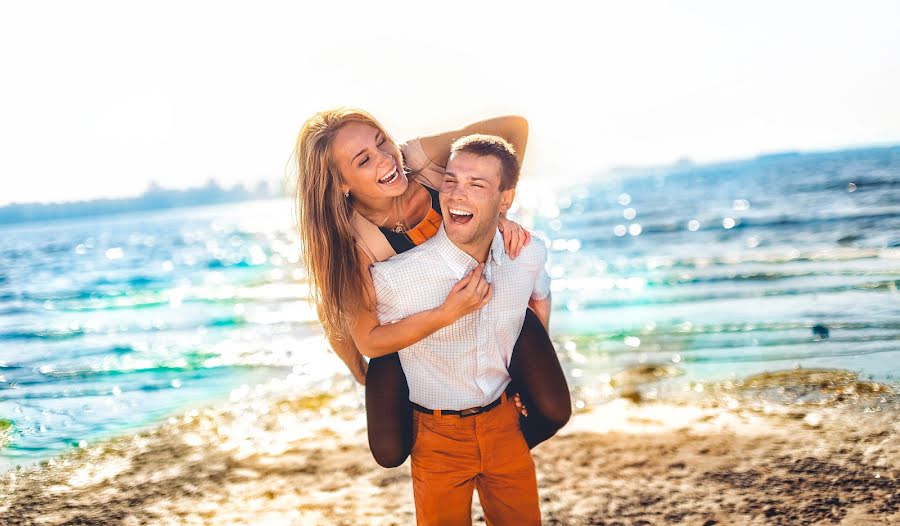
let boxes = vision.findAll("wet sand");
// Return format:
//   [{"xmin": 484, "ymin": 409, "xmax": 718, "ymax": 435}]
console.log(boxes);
[{"xmin": 0, "ymin": 389, "xmax": 897, "ymax": 526}]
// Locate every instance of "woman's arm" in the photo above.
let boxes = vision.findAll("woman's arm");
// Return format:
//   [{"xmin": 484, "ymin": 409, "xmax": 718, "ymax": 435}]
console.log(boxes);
[
  {"xmin": 349, "ymin": 257, "xmax": 493, "ymax": 359},
  {"xmin": 326, "ymin": 334, "xmax": 369, "ymax": 385},
  {"xmin": 325, "ymin": 331, "xmax": 368, "ymax": 385},
  {"xmin": 319, "ymin": 301, "xmax": 368, "ymax": 384},
  {"xmin": 417, "ymin": 115, "xmax": 529, "ymax": 168}
]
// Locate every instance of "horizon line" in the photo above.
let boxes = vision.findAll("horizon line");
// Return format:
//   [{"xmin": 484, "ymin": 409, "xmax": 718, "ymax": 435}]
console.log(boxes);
[{"xmin": 3, "ymin": 139, "xmax": 899, "ymax": 208}]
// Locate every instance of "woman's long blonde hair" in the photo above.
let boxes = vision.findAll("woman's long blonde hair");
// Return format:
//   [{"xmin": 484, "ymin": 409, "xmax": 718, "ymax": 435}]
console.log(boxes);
[{"xmin": 292, "ymin": 108, "xmax": 397, "ymax": 338}]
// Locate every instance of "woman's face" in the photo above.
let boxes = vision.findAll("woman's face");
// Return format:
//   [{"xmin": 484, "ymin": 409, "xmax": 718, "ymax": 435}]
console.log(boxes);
[{"xmin": 332, "ymin": 121, "xmax": 408, "ymax": 204}]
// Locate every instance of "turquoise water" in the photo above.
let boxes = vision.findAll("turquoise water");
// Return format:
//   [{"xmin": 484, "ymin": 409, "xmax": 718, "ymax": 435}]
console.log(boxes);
[
  {"xmin": 1, "ymin": 145, "xmax": 899, "ymax": 470},
  {"xmin": 0, "ymin": 200, "xmax": 342, "ymax": 471},
  {"xmin": 538, "ymin": 146, "xmax": 899, "ymax": 406}
]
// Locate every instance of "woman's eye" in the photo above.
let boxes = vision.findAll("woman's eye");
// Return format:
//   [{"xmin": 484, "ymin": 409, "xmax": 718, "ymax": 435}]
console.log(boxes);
[
  {"xmin": 359, "ymin": 157, "xmax": 369, "ymax": 167},
  {"xmin": 377, "ymin": 138, "xmax": 386, "ymax": 147}
]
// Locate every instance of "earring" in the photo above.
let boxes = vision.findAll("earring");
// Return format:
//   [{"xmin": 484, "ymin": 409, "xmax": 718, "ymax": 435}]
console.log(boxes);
[{"xmin": 344, "ymin": 190, "xmax": 350, "ymax": 198}]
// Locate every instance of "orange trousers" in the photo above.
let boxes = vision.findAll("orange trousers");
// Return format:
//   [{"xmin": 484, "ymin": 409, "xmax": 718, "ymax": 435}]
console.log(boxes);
[{"xmin": 410, "ymin": 393, "xmax": 541, "ymax": 525}]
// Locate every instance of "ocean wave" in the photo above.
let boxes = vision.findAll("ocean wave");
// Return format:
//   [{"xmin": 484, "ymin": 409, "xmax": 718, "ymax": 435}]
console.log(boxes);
[{"xmin": 567, "ymin": 279, "xmax": 899, "ymax": 310}]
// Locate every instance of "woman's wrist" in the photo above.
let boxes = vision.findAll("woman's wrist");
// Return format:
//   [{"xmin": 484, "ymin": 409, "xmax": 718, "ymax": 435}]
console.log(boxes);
[{"xmin": 432, "ymin": 305, "xmax": 455, "ymax": 329}]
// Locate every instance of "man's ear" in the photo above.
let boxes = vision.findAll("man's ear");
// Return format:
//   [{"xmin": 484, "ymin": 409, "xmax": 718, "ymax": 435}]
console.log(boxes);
[{"xmin": 499, "ymin": 188, "xmax": 516, "ymax": 215}]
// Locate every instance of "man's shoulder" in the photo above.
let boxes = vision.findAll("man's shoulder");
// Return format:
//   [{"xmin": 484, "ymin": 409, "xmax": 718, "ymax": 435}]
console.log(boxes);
[{"xmin": 514, "ymin": 234, "xmax": 548, "ymax": 268}]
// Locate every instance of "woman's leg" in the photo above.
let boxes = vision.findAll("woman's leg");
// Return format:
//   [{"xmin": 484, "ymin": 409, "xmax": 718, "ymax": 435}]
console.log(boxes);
[
  {"xmin": 365, "ymin": 353, "xmax": 413, "ymax": 467},
  {"xmin": 508, "ymin": 308, "xmax": 572, "ymax": 448}
]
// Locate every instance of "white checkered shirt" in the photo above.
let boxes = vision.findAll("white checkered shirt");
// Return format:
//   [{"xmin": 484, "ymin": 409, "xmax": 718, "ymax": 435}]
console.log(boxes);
[{"xmin": 370, "ymin": 224, "xmax": 551, "ymax": 410}]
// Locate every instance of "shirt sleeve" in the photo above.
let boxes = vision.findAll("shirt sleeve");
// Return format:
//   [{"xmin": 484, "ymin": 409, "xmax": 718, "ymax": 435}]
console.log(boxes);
[
  {"xmin": 370, "ymin": 263, "xmax": 402, "ymax": 325},
  {"xmin": 530, "ymin": 237, "xmax": 552, "ymax": 301}
]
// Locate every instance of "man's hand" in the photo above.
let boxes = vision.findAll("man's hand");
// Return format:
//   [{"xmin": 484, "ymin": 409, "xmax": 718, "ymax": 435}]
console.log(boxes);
[{"xmin": 513, "ymin": 392, "xmax": 528, "ymax": 417}]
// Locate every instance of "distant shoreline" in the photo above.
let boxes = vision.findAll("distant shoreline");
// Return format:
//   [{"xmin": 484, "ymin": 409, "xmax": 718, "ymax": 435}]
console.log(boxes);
[
  {"xmin": 0, "ymin": 180, "xmax": 283, "ymax": 226},
  {"xmin": 4, "ymin": 142, "xmax": 899, "ymax": 226}
]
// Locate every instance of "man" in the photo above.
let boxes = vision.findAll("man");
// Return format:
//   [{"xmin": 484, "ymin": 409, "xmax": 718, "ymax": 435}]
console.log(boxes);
[{"xmin": 370, "ymin": 134, "xmax": 551, "ymax": 525}]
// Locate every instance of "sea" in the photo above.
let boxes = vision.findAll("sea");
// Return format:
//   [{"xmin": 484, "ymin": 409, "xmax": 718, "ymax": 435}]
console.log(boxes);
[{"xmin": 1, "ymin": 145, "xmax": 898, "ymax": 472}]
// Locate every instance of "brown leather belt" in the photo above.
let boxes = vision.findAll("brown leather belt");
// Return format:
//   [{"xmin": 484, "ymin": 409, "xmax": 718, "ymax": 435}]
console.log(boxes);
[
  {"xmin": 411, "ymin": 396, "xmax": 503, "ymax": 417},
  {"xmin": 411, "ymin": 385, "xmax": 515, "ymax": 417}
]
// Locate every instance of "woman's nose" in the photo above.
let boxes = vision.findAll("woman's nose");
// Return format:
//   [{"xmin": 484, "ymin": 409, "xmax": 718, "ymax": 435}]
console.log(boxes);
[{"xmin": 377, "ymin": 147, "xmax": 394, "ymax": 167}]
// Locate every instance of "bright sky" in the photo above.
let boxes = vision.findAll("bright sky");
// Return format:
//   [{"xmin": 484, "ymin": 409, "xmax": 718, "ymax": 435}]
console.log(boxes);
[{"xmin": 2, "ymin": 1, "xmax": 899, "ymax": 206}]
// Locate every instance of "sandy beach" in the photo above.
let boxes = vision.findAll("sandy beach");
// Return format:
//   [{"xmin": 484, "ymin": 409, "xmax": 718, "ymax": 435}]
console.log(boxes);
[{"xmin": 0, "ymin": 380, "xmax": 896, "ymax": 526}]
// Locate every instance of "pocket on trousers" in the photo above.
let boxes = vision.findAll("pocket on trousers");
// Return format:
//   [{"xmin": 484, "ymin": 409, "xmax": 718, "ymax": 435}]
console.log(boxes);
[{"xmin": 412, "ymin": 420, "xmax": 473, "ymax": 473}]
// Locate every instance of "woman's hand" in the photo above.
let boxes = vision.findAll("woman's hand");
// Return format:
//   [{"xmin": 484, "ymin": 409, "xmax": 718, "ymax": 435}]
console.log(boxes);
[
  {"xmin": 437, "ymin": 263, "xmax": 493, "ymax": 322},
  {"xmin": 498, "ymin": 217, "xmax": 531, "ymax": 259}
]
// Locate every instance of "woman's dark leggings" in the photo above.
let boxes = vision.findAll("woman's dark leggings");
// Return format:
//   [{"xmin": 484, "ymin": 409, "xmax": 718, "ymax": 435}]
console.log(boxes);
[{"xmin": 365, "ymin": 308, "xmax": 571, "ymax": 468}]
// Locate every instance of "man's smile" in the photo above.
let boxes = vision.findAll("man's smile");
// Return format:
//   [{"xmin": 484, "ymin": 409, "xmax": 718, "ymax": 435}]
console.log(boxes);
[{"xmin": 448, "ymin": 207, "xmax": 474, "ymax": 225}]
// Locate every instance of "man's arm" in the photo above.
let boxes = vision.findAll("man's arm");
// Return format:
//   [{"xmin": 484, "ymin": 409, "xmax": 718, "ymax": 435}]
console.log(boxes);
[
  {"xmin": 528, "ymin": 236, "xmax": 552, "ymax": 330},
  {"xmin": 528, "ymin": 293, "xmax": 551, "ymax": 331}
]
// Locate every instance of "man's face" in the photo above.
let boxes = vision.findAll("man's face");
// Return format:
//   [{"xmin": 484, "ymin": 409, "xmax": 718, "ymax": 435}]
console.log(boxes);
[{"xmin": 440, "ymin": 152, "xmax": 515, "ymax": 252}]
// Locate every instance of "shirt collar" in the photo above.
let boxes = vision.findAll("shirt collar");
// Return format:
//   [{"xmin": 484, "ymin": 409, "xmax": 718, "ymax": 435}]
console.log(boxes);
[{"xmin": 434, "ymin": 223, "xmax": 506, "ymax": 280}]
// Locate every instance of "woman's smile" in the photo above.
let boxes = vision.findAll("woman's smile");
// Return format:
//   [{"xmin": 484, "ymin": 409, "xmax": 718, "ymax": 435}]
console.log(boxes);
[{"xmin": 377, "ymin": 166, "xmax": 401, "ymax": 186}]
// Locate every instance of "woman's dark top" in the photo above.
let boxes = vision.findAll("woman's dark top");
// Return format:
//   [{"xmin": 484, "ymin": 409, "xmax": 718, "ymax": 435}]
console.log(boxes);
[{"xmin": 379, "ymin": 183, "xmax": 442, "ymax": 254}]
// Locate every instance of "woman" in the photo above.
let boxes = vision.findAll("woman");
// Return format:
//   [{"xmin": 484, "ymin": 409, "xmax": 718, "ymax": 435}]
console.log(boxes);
[{"xmin": 294, "ymin": 108, "xmax": 570, "ymax": 467}]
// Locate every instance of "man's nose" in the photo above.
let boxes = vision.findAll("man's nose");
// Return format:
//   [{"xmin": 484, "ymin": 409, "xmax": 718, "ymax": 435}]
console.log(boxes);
[{"xmin": 448, "ymin": 182, "xmax": 467, "ymax": 199}]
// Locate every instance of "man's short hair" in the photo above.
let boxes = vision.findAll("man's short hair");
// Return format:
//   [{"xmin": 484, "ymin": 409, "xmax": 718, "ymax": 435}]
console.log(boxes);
[{"xmin": 449, "ymin": 134, "xmax": 519, "ymax": 190}]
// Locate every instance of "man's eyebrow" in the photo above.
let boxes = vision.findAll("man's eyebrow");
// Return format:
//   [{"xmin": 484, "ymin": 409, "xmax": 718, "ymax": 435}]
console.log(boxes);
[{"xmin": 444, "ymin": 171, "xmax": 456, "ymax": 177}]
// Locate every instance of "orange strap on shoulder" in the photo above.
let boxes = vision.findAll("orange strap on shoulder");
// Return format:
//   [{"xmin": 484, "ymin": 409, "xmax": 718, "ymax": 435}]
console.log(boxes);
[{"xmin": 405, "ymin": 208, "xmax": 442, "ymax": 246}]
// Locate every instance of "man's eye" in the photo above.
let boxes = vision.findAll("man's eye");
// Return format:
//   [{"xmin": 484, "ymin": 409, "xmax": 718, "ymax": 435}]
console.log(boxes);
[{"xmin": 472, "ymin": 183, "xmax": 484, "ymax": 188}]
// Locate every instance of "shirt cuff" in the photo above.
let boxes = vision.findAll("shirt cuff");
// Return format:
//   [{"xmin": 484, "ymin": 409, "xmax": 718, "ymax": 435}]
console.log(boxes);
[{"xmin": 531, "ymin": 268, "xmax": 551, "ymax": 301}]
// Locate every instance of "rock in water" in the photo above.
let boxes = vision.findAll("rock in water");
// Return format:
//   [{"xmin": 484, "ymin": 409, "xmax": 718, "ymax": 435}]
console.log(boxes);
[
  {"xmin": 611, "ymin": 364, "xmax": 684, "ymax": 387},
  {"xmin": 740, "ymin": 369, "xmax": 856, "ymax": 390},
  {"xmin": 811, "ymin": 324, "xmax": 830, "ymax": 340}
]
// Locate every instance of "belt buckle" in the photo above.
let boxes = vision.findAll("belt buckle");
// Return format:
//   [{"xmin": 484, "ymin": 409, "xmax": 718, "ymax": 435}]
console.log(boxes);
[{"xmin": 458, "ymin": 406, "xmax": 482, "ymax": 417}]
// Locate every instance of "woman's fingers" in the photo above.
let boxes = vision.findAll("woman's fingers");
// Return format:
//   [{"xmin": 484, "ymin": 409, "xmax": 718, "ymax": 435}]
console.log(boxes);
[
  {"xmin": 513, "ymin": 228, "xmax": 525, "ymax": 258},
  {"xmin": 498, "ymin": 219, "xmax": 529, "ymax": 259},
  {"xmin": 479, "ymin": 284, "xmax": 493, "ymax": 307},
  {"xmin": 453, "ymin": 263, "xmax": 494, "ymax": 313},
  {"xmin": 451, "ymin": 270, "xmax": 473, "ymax": 292},
  {"xmin": 465, "ymin": 263, "xmax": 484, "ymax": 291},
  {"xmin": 474, "ymin": 269, "xmax": 491, "ymax": 296}
]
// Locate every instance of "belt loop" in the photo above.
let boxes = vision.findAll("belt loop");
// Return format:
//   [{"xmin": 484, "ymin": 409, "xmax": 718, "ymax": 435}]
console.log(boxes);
[
  {"xmin": 501, "ymin": 392, "xmax": 508, "ymax": 404},
  {"xmin": 434, "ymin": 409, "xmax": 442, "ymax": 422}
]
